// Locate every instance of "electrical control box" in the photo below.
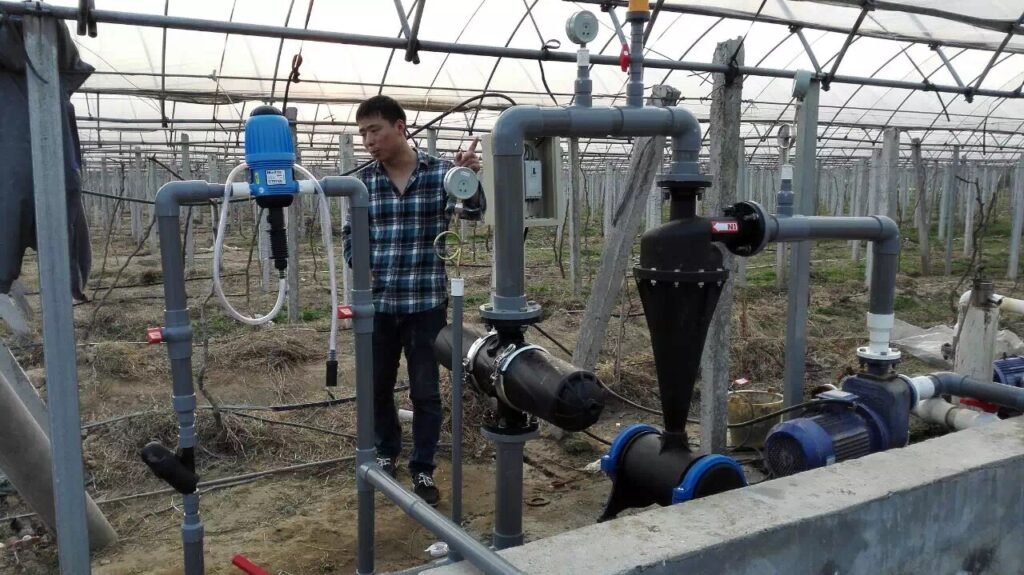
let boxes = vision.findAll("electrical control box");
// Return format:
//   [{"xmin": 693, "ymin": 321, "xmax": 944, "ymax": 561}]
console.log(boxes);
[
  {"xmin": 480, "ymin": 136, "xmax": 564, "ymax": 228},
  {"xmin": 524, "ymin": 160, "xmax": 543, "ymax": 199}
]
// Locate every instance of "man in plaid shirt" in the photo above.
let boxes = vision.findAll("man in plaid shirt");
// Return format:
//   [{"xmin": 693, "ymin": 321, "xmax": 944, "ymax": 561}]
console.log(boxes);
[{"xmin": 342, "ymin": 95, "xmax": 484, "ymax": 506}]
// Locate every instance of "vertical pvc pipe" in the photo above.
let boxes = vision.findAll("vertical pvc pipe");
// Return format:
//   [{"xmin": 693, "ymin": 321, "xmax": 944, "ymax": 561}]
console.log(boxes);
[
  {"xmin": 23, "ymin": 15, "xmax": 92, "ymax": 571},
  {"xmin": 783, "ymin": 76, "xmax": 819, "ymax": 409},
  {"xmin": 449, "ymin": 277, "xmax": 464, "ymax": 561}
]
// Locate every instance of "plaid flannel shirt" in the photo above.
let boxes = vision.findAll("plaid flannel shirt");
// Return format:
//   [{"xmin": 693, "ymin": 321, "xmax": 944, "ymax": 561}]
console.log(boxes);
[{"xmin": 342, "ymin": 149, "xmax": 485, "ymax": 315}]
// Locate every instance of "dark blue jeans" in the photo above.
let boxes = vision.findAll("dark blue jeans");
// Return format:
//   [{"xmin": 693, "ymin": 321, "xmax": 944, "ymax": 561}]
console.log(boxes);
[{"xmin": 373, "ymin": 303, "xmax": 447, "ymax": 474}]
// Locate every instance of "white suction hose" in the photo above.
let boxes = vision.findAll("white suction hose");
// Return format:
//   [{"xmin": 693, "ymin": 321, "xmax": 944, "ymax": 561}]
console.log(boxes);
[
  {"xmin": 294, "ymin": 164, "xmax": 339, "ymax": 360},
  {"xmin": 213, "ymin": 163, "xmax": 287, "ymax": 325},
  {"xmin": 211, "ymin": 163, "xmax": 338, "ymax": 363}
]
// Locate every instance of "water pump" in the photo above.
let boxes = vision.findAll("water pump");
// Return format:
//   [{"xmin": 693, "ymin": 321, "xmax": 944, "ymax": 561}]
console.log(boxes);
[{"xmin": 764, "ymin": 372, "xmax": 913, "ymax": 476}]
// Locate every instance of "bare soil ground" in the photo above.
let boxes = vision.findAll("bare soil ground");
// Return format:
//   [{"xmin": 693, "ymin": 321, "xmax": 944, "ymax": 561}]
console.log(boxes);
[{"xmin": 1, "ymin": 197, "xmax": 1021, "ymax": 574}]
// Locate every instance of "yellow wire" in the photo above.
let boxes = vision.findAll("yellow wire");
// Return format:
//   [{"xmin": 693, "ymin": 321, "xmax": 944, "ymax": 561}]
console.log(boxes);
[{"xmin": 433, "ymin": 230, "xmax": 463, "ymax": 278}]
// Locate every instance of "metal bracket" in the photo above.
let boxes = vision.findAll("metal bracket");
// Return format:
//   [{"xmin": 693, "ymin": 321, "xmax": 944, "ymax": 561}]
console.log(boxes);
[
  {"xmin": 77, "ymin": 0, "xmax": 97, "ymax": 37},
  {"xmin": 463, "ymin": 330, "xmax": 497, "ymax": 394},
  {"xmin": 490, "ymin": 343, "xmax": 545, "ymax": 411}
]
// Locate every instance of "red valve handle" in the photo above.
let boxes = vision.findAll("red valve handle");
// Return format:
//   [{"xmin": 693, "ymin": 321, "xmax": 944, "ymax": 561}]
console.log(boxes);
[
  {"xmin": 232, "ymin": 554, "xmax": 270, "ymax": 575},
  {"xmin": 619, "ymin": 43, "xmax": 630, "ymax": 72},
  {"xmin": 145, "ymin": 327, "xmax": 164, "ymax": 345},
  {"xmin": 337, "ymin": 305, "xmax": 354, "ymax": 320}
]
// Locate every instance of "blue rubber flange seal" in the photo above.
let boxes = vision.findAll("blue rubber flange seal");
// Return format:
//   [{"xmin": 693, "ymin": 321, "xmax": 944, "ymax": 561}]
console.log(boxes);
[
  {"xmin": 599, "ymin": 423, "xmax": 658, "ymax": 481},
  {"xmin": 671, "ymin": 454, "xmax": 747, "ymax": 504}
]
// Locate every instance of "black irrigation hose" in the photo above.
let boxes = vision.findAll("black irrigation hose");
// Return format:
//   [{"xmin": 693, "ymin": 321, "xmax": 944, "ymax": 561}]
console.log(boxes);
[{"xmin": 582, "ymin": 429, "xmax": 612, "ymax": 446}]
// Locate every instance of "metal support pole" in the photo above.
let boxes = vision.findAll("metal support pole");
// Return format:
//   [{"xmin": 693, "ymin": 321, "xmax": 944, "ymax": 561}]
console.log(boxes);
[
  {"xmin": 783, "ymin": 75, "xmax": 819, "ymax": 409},
  {"xmin": 24, "ymin": 14, "xmax": 92, "ymax": 571},
  {"xmin": 481, "ymin": 428, "xmax": 537, "ymax": 550}
]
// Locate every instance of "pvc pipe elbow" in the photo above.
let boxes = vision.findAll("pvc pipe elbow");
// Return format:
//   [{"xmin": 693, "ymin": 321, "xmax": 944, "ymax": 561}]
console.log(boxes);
[
  {"xmin": 668, "ymin": 106, "xmax": 702, "ymax": 158},
  {"xmin": 491, "ymin": 106, "xmax": 544, "ymax": 155},
  {"xmin": 155, "ymin": 180, "xmax": 222, "ymax": 217},
  {"xmin": 871, "ymin": 215, "xmax": 900, "ymax": 255},
  {"xmin": 320, "ymin": 176, "xmax": 369, "ymax": 208}
]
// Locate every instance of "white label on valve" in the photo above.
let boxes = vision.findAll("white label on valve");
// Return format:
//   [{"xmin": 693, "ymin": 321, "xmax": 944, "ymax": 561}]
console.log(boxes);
[
  {"xmin": 711, "ymin": 220, "xmax": 739, "ymax": 234},
  {"xmin": 451, "ymin": 278, "xmax": 465, "ymax": 296},
  {"xmin": 577, "ymin": 48, "xmax": 590, "ymax": 67},
  {"xmin": 266, "ymin": 169, "xmax": 286, "ymax": 186}
]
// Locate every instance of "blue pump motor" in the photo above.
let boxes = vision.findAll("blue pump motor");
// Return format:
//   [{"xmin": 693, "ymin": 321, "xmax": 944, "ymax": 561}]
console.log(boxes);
[
  {"xmin": 993, "ymin": 356, "xmax": 1024, "ymax": 388},
  {"xmin": 598, "ymin": 424, "xmax": 747, "ymax": 521},
  {"xmin": 244, "ymin": 105, "xmax": 299, "ymax": 200}
]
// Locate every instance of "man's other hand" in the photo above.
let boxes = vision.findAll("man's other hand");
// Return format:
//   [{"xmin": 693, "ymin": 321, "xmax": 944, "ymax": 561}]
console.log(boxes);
[{"xmin": 454, "ymin": 137, "xmax": 481, "ymax": 173}]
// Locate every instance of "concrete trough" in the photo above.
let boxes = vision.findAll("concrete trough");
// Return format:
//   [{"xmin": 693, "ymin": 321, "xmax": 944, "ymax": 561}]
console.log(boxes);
[{"xmin": 425, "ymin": 417, "xmax": 1024, "ymax": 575}]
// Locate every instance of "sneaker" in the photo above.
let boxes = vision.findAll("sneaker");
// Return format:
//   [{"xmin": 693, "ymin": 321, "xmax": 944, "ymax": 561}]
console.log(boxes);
[
  {"xmin": 412, "ymin": 471, "xmax": 440, "ymax": 506},
  {"xmin": 377, "ymin": 456, "xmax": 398, "ymax": 479}
]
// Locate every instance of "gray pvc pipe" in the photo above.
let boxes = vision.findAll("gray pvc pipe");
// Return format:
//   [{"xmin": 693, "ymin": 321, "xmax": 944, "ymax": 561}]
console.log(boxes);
[
  {"xmin": 155, "ymin": 180, "xmax": 224, "ymax": 575},
  {"xmin": 627, "ymin": 12, "xmax": 646, "ymax": 108},
  {"xmin": 157, "ymin": 178, "xmax": 378, "ymax": 574},
  {"xmin": 490, "ymin": 105, "xmax": 703, "ymax": 313},
  {"xmin": 767, "ymin": 214, "xmax": 900, "ymax": 315},
  {"xmin": 926, "ymin": 372, "xmax": 1024, "ymax": 412},
  {"xmin": 492, "ymin": 440, "xmax": 527, "ymax": 550},
  {"xmin": 450, "ymin": 287, "xmax": 464, "ymax": 561},
  {"xmin": 361, "ymin": 464, "xmax": 524, "ymax": 575},
  {"xmin": 318, "ymin": 177, "xmax": 377, "ymax": 575}
]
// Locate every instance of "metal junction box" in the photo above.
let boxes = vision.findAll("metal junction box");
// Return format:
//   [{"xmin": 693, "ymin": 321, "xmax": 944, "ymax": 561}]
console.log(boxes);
[{"xmin": 480, "ymin": 135, "xmax": 564, "ymax": 228}]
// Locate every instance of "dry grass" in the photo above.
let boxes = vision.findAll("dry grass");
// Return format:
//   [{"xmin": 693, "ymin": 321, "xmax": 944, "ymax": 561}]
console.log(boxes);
[{"xmin": 212, "ymin": 330, "xmax": 319, "ymax": 371}]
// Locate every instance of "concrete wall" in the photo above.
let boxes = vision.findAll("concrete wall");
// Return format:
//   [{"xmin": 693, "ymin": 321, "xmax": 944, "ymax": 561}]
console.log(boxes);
[{"xmin": 425, "ymin": 417, "xmax": 1024, "ymax": 575}]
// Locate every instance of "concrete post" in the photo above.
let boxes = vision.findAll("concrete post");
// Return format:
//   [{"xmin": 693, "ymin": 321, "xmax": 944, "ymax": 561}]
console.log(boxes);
[
  {"xmin": 851, "ymin": 159, "xmax": 867, "ymax": 262},
  {"xmin": 865, "ymin": 149, "xmax": 882, "ymax": 288},
  {"xmin": 964, "ymin": 162, "xmax": 977, "ymax": 257},
  {"xmin": 700, "ymin": 37, "xmax": 743, "ymax": 454},
  {"xmin": 286, "ymin": 107, "xmax": 301, "ymax": 322},
  {"xmin": 572, "ymin": 87, "xmax": 680, "ymax": 371},
  {"xmin": 1010, "ymin": 158, "xmax": 1024, "ymax": 280},
  {"xmin": 953, "ymin": 283, "xmax": 1000, "ymax": 387},
  {"xmin": 945, "ymin": 147, "xmax": 960, "ymax": 276},
  {"xmin": 569, "ymin": 137, "xmax": 582, "ymax": 297},
  {"xmin": 881, "ymin": 128, "xmax": 899, "ymax": 221},
  {"xmin": 182, "ymin": 134, "xmax": 196, "ymax": 274},
  {"xmin": 913, "ymin": 138, "xmax": 930, "ymax": 275},
  {"xmin": 132, "ymin": 148, "xmax": 143, "ymax": 242}
]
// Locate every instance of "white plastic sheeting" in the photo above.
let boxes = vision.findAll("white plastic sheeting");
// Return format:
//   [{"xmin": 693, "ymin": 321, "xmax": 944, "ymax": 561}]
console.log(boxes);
[{"xmin": 20, "ymin": 0, "xmax": 1024, "ymax": 165}]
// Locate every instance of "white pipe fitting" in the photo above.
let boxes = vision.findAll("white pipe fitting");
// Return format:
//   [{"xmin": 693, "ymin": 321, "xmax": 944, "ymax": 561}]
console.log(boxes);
[{"xmin": 912, "ymin": 397, "xmax": 999, "ymax": 430}]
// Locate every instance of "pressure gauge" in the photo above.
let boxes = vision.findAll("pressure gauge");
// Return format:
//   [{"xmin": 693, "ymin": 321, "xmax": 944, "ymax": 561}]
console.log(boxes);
[
  {"xmin": 776, "ymin": 124, "xmax": 792, "ymax": 151},
  {"xmin": 566, "ymin": 11, "xmax": 599, "ymax": 45},
  {"xmin": 791, "ymin": 69, "xmax": 813, "ymax": 99},
  {"xmin": 444, "ymin": 166, "xmax": 479, "ymax": 201}
]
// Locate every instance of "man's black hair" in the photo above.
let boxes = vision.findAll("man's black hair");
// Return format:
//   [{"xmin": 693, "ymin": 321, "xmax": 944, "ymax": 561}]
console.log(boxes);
[{"xmin": 356, "ymin": 95, "xmax": 407, "ymax": 125}]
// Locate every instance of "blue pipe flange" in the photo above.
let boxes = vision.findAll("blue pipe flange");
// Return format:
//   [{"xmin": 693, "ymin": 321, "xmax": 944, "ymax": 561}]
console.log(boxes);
[
  {"xmin": 599, "ymin": 423, "xmax": 659, "ymax": 481},
  {"xmin": 671, "ymin": 454, "xmax": 747, "ymax": 504}
]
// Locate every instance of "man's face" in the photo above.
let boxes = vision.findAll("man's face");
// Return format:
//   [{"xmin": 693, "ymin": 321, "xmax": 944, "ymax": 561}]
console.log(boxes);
[{"xmin": 358, "ymin": 113, "xmax": 407, "ymax": 163}]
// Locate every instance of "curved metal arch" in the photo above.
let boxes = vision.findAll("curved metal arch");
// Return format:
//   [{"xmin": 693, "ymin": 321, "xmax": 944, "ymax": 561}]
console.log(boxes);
[
  {"xmin": 410, "ymin": 0, "xmax": 489, "ymax": 128},
  {"xmin": 835, "ymin": 48, "xmax": 956, "ymax": 159},
  {"xmin": 745, "ymin": 30, "xmax": 856, "ymax": 161}
]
